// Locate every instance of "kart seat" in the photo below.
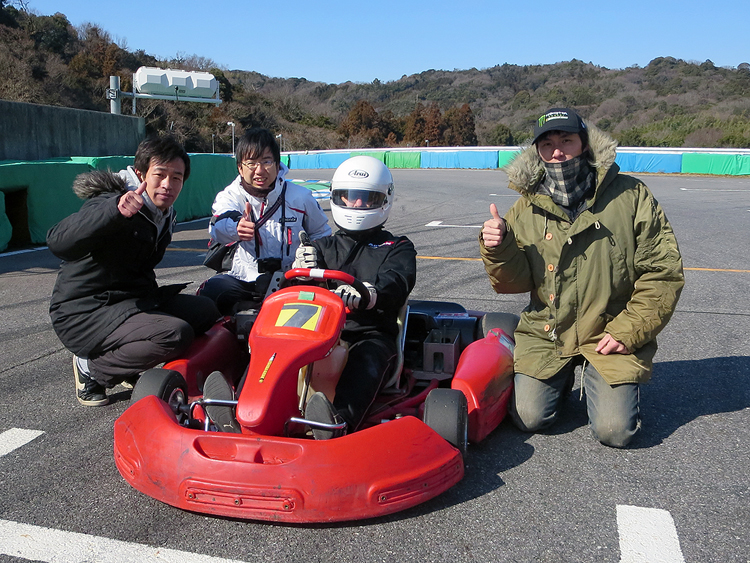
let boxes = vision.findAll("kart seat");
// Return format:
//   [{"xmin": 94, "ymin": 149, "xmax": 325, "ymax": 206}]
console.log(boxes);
[{"xmin": 381, "ymin": 301, "xmax": 410, "ymax": 391}]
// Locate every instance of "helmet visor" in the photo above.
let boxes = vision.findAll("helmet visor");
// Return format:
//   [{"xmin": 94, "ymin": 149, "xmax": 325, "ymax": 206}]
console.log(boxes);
[{"xmin": 331, "ymin": 189, "xmax": 387, "ymax": 210}]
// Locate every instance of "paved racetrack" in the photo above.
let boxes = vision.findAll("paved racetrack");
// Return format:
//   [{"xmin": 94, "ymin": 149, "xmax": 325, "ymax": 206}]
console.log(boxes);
[{"xmin": 0, "ymin": 169, "xmax": 748, "ymax": 562}]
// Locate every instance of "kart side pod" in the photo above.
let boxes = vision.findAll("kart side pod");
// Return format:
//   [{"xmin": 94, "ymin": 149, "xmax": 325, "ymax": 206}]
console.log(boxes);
[{"xmin": 451, "ymin": 329, "xmax": 515, "ymax": 443}]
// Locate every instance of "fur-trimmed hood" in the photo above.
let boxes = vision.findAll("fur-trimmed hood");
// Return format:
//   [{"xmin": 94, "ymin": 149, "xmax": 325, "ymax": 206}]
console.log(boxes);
[
  {"xmin": 503, "ymin": 124, "xmax": 619, "ymax": 195},
  {"xmin": 72, "ymin": 170, "xmax": 129, "ymax": 200}
]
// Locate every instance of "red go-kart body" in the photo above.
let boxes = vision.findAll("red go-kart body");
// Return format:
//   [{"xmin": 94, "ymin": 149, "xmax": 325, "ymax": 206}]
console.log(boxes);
[{"xmin": 114, "ymin": 270, "xmax": 515, "ymax": 523}]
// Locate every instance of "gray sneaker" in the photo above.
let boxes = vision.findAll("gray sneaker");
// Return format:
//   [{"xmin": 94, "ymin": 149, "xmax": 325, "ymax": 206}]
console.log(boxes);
[
  {"xmin": 73, "ymin": 356, "xmax": 108, "ymax": 407},
  {"xmin": 203, "ymin": 371, "xmax": 242, "ymax": 433}
]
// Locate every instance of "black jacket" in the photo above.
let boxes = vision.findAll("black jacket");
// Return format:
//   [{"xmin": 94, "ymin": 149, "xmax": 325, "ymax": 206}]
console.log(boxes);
[
  {"xmin": 47, "ymin": 171, "xmax": 180, "ymax": 357},
  {"xmin": 312, "ymin": 227, "xmax": 417, "ymax": 338}
]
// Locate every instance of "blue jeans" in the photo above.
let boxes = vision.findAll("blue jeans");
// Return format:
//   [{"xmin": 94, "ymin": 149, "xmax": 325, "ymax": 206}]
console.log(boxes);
[{"xmin": 510, "ymin": 360, "xmax": 640, "ymax": 448}]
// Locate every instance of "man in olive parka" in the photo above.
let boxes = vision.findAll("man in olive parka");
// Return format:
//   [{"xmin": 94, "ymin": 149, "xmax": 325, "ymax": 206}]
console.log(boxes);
[{"xmin": 479, "ymin": 108, "xmax": 684, "ymax": 447}]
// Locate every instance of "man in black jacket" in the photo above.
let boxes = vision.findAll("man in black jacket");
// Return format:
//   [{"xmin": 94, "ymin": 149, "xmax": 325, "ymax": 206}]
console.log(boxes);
[
  {"xmin": 47, "ymin": 136, "xmax": 220, "ymax": 406},
  {"xmin": 293, "ymin": 156, "xmax": 417, "ymax": 438}
]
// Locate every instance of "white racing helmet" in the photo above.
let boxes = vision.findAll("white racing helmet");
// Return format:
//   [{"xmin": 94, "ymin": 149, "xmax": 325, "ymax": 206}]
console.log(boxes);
[{"xmin": 330, "ymin": 156, "xmax": 394, "ymax": 232}]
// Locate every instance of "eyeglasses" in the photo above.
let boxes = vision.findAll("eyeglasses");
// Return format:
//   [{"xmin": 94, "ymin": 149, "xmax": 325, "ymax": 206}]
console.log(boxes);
[{"xmin": 241, "ymin": 158, "xmax": 276, "ymax": 170}]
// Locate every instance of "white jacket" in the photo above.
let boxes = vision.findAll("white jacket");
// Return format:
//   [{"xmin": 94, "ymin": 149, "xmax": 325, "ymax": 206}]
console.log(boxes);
[{"xmin": 209, "ymin": 163, "xmax": 331, "ymax": 282}]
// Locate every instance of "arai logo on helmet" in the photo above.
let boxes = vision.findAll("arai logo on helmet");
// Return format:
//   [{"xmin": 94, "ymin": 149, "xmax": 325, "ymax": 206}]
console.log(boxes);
[{"xmin": 348, "ymin": 169, "xmax": 369, "ymax": 179}]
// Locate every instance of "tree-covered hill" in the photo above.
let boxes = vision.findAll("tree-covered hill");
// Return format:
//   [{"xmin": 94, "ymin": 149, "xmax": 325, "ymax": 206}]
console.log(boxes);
[{"xmin": 2, "ymin": 1, "xmax": 749, "ymax": 152}]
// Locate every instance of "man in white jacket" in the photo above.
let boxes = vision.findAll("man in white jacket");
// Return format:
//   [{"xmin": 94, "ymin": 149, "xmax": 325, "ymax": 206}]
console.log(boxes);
[{"xmin": 198, "ymin": 127, "xmax": 330, "ymax": 315}]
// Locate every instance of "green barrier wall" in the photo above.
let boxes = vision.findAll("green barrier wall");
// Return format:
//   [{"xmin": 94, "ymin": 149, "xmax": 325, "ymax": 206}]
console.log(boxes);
[
  {"xmin": 0, "ymin": 154, "xmax": 240, "ymax": 246},
  {"xmin": 0, "ymin": 160, "xmax": 94, "ymax": 244},
  {"xmin": 681, "ymin": 153, "xmax": 750, "ymax": 175},
  {"xmin": 0, "ymin": 192, "xmax": 11, "ymax": 252},
  {"xmin": 385, "ymin": 151, "xmax": 421, "ymax": 169},
  {"xmin": 350, "ymin": 151, "xmax": 386, "ymax": 162},
  {"xmin": 498, "ymin": 150, "xmax": 521, "ymax": 168},
  {"xmin": 71, "ymin": 156, "xmax": 134, "ymax": 173},
  {"xmin": 175, "ymin": 154, "xmax": 238, "ymax": 222}
]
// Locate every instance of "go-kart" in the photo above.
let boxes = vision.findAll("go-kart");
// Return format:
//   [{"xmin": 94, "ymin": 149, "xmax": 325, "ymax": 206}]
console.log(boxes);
[{"xmin": 114, "ymin": 268, "xmax": 517, "ymax": 523}]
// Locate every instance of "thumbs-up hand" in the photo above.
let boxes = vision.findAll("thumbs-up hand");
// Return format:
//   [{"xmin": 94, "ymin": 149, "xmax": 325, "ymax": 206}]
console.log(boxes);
[
  {"xmin": 481, "ymin": 203, "xmax": 507, "ymax": 248},
  {"xmin": 237, "ymin": 201, "xmax": 255, "ymax": 241},
  {"xmin": 118, "ymin": 182, "xmax": 146, "ymax": 218}
]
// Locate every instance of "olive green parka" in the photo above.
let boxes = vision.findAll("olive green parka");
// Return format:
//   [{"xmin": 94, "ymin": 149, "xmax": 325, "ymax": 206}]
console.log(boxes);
[{"xmin": 479, "ymin": 126, "xmax": 684, "ymax": 384}]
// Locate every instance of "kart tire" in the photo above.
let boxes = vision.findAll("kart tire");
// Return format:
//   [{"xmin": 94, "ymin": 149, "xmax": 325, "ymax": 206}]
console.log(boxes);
[
  {"xmin": 477, "ymin": 312, "xmax": 520, "ymax": 340},
  {"xmin": 423, "ymin": 388, "xmax": 468, "ymax": 457},
  {"xmin": 130, "ymin": 368, "xmax": 188, "ymax": 421}
]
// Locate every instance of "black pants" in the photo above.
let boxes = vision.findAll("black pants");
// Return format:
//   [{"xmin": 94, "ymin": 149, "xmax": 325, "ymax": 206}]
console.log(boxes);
[
  {"xmin": 88, "ymin": 293, "xmax": 220, "ymax": 386},
  {"xmin": 334, "ymin": 333, "xmax": 396, "ymax": 432},
  {"xmin": 197, "ymin": 274, "xmax": 262, "ymax": 316}
]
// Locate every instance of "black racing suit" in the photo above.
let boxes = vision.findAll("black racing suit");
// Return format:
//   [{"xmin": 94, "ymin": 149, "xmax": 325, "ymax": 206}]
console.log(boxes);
[{"xmin": 311, "ymin": 226, "xmax": 417, "ymax": 430}]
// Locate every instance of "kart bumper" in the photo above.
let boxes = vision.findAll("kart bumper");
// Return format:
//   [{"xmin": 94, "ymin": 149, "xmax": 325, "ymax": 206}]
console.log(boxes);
[{"xmin": 114, "ymin": 397, "xmax": 464, "ymax": 523}]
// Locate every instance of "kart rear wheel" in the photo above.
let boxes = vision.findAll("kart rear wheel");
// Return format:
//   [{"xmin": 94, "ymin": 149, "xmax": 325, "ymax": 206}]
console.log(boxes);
[
  {"xmin": 423, "ymin": 388, "xmax": 468, "ymax": 457},
  {"xmin": 130, "ymin": 368, "xmax": 188, "ymax": 423},
  {"xmin": 477, "ymin": 312, "xmax": 520, "ymax": 339}
]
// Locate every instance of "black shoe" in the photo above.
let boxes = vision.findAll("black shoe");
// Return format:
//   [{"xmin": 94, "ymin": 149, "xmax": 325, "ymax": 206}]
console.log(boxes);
[
  {"xmin": 73, "ymin": 356, "xmax": 108, "ymax": 407},
  {"xmin": 304, "ymin": 392, "xmax": 344, "ymax": 440},
  {"xmin": 203, "ymin": 371, "xmax": 242, "ymax": 433}
]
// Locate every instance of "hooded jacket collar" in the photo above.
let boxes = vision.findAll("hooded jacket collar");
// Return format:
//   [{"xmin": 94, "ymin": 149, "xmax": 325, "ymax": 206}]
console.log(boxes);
[{"xmin": 504, "ymin": 124, "xmax": 619, "ymax": 207}]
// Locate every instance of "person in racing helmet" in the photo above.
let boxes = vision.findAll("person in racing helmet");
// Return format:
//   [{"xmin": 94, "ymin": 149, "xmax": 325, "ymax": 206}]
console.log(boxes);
[{"xmin": 293, "ymin": 155, "xmax": 417, "ymax": 439}]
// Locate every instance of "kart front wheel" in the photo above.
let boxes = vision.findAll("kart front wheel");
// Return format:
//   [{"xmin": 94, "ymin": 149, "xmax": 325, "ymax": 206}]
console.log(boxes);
[
  {"xmin": 130, "ymin": 368, "xmax": 188, "ymax": 423},
  {"xmin": 423, "ymin": 388, "xmax": 468, "ymax": 457}
]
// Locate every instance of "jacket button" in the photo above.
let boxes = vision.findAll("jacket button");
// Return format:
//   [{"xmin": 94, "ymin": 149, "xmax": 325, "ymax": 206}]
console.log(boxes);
[
  {"xmin": 544, "ymin": 324, "xmax": 551, "ymax": 332},
  {"xmin": 545, "ymin": 233, "xmax": 553, "ymax": 241},
  {"xmin": 549, "ymin": 293, "xmax": 555, "ymax": 302},
  {"xmin": 547, "ymin": 264, "xmax": 555, "ymax": 272}
]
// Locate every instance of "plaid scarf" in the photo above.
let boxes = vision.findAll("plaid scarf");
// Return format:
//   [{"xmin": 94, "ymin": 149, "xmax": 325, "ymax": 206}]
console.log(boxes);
[{"xmin": 538, "ymin": 154, "xmax": 595, "ymax": 219}]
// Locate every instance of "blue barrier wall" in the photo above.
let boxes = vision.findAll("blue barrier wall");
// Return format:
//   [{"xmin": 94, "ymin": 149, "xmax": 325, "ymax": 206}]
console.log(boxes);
[
  {"xmin": 282, "ymin": 149, "xmax": 750, "ymax": 176},
  {"xmin": 420, "ymin": 150, "xmax": 500, "ymax": 169},
  {"xmin": 289, "ymin": 152, "xmax": 351, "ymax": 169},
  {"xmin": 615, "ymin": 153, "xmax": 682, "ymax": 174}
]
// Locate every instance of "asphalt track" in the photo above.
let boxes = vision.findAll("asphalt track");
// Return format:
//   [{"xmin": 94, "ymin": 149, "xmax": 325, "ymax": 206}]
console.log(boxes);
[{"xmin": 0, "ymin": 169, "xmax": 748, "ymax": 562}]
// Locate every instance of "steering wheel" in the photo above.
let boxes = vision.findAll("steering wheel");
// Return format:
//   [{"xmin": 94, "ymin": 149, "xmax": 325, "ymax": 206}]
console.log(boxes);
[{"xmin": 285, "ymin": 268, "xmax": 371, "ymax": 310}]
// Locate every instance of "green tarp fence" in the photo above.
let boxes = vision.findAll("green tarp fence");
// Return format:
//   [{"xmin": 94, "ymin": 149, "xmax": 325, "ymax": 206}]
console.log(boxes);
[
  {"xmin": 498, "ymin": 150, "xmax": 521, "ymax": 168},
  {"xmin": 350, "ymin": 151, "xmax": 385, "ymax": 162},
  {"xmin": 681, "ymin": 153, "xmax": 750, "ymax": 175},
  {"xmin": 349, "ymin": 151, "xmax": 421, "ymax": 169},
  {"xmin": 386, "ymin": 151, "xmax": 421, "ymax": 169}
]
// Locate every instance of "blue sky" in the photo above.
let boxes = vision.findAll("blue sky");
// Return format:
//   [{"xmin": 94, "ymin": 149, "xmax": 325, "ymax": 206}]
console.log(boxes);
[{"xmin": 25, "ymin": 0, "xmax": 750, "ymax": 84}]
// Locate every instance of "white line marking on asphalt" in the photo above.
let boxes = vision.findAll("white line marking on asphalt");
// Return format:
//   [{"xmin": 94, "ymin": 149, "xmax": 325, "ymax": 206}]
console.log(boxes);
[
  {"xmin": 489, "ymin": 193, "xmax": 519, "ymax": 197},
  {"xmin": 426, "ymin": 221, "xmax": 482, "ymax": 228},
  {"xmin": 0, "ymin": 519, "xmax": 249, "ymax": 563},
  {"xmin": 679, "ymin": 187, "xmax": 748, "ymax": 191},
  {"xmin": 0, "ymin": 428, "xmax": 44, "ymax": 457},
  {"xmin": 617, "ymin": 505, "xmax": 685, "ymax": 563}
]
